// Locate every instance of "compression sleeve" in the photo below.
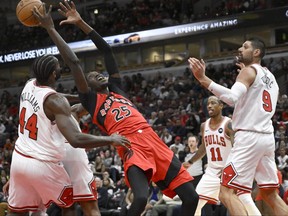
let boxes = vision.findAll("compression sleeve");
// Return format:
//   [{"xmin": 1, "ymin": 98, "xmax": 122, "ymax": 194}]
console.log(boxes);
[
  {"xmin": 88, "ymin": 30, "xmax": 119, "ymax": 76},
  {"xmin": 208, "ymin": 81, "xmax": 247, "ymax": 106},
  {"xmin": 78, "ymin": 90, "xmax": 97, "ymax": 117}
]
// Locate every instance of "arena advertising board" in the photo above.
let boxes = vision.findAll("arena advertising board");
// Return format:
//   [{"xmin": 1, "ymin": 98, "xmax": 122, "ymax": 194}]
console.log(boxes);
[{"xmin": 0, "ymin": 6, "xmax": 287, "ymax": 64}]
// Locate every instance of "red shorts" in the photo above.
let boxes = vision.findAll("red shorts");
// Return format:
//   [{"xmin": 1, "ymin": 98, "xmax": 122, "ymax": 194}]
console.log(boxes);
[{"xmin": 117, "ymin": 127, "xmax": 193, "ymax": 198}]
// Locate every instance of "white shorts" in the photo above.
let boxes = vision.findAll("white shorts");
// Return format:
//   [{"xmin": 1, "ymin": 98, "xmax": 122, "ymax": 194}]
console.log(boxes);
[
  {"xmin": 196, "ymin": 169, "xmax": 221, "ymax": 205},
  {"xmin": 8, "ymin": 150, "xmax": 73, "ymax": 212},
  {"xmin": 63, "ymin": 143, "xmax": 97, "ymax": 201},
  {"xmin": 221, "ymin": 131, "xmax": 278, "ymax": 192}
]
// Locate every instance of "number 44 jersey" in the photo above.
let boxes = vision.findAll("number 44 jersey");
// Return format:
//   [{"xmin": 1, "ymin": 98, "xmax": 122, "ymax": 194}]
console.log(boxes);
[{"xmin": 16, "ymin": 79, "xmax": 66, "ymax": 162}]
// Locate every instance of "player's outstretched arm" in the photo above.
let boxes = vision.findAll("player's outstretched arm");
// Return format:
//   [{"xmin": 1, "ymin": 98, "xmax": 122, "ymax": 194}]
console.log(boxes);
[
  {"xmin": 188, "ymin": 57, "xmax": 248, "ymax": 106},
  {"xmin": 33, "ymin": 3, "xmax": 89, "ymax": 94},
  {"xmin": 58, "ymin": 0, "xmax": 120, "ymax": 78},
  {"xmin": 188, "ymin": 142, "xmax": 206, "ymax": 165},
  {"xmin": 44, "ymin": 93, "xmax": 131, "ymax": 149}
]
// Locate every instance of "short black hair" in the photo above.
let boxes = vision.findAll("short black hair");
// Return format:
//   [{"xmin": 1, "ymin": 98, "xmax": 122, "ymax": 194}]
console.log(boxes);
[
  {"xmin": 208, "ymin": 95, "xmax": 223, "ymax": 105},
  {"xmin": 32, "ymin": 55, "xmax": 58, "ymax": 84},
  {"xmin": 247, "ymin": 37, "xmax": 266, "ymax": 59}
]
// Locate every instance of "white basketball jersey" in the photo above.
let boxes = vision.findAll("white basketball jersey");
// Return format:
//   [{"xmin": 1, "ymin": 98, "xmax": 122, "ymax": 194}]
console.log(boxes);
[
  {"xmin": 203, "ymin": 116, "xmax": 232, "ymax": 175},
  {"xmin": 232, "ymin": 64, "xmax": 279, "ymax": 133},
  {"xmin": 15, "ymin": 79, "xmax": 66, "ymax": 162}
]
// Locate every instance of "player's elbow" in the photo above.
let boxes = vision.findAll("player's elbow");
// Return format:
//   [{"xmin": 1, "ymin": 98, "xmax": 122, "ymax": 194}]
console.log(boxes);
[
  {"xmin": 68, "ymin": 141, "xmax": 79, "ymax": 148},
  {"xmin": 67, "ymin": 137, "xmax": 82, "ymax": 148},
  {"xmin": 220, "ymin": 94, "xmax": 237, "ymax": 107}
]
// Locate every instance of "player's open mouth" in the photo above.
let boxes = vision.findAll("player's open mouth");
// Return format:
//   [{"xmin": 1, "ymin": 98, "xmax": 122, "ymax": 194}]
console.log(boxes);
[{"xmin": 208, "ymin": 109, "xmax": 214, "ymax": 114}]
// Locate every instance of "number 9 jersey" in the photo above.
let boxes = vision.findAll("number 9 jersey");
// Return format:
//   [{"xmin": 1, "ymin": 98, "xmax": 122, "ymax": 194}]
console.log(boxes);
[{"xmin": 232, "ymin": 64, "xmax": 279, "ymax": 133}]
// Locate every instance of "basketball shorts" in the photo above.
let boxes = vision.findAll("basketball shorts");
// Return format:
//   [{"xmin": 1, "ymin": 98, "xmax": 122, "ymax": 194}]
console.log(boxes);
[
  {"xmin": 8, "ymin": 150, "xmax": 73, "ymax": 212},
  {"xmin": 63, "ymin": 143, "xmax": 97, "ymax": 201},
  {"xmin": 196, "ymin": 170, "xmax": 222, "ymax": 204},
  {"xmin": 118, "ymin": 127, "xmax": 193, "ymax": 198},
  {"xmin": 221, "ymin": 131, "xmax": 278, "ymax": 192}
]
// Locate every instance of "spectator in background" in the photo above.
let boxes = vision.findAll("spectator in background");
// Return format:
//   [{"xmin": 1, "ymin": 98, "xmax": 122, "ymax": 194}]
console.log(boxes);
[
  {"xmin": 277, "ymin": 94, "xmax": 288, "ymax": 112},
  {"xmin": 114, "ymin": 175, "xmax": 129, "ymax": 194},
  {"xmin": 149, "ymin": 194, "xmax": 182, "ymax": 216},
  {"xmin": 179, "ymin": 109, "xmax": 189, "ymax": 126},
  {"xmin": 102, "ymin": 149, "xmax": 113, "ymax": 169},
  {"xmin": 120, "ymin": 188, "xmax": 134, "ymax": 216},
  {"xmin": 167, "ymin": 86, "xmax": 179, "ymax": 100},
  {"xmin": 4, "ymin": 119, "xmax": 17, "ymax": 140},
  {"xmin": 102, "ymin": 176, "xmax": 115, "ymax": 196},
  {"xmin": 185, "ymin": 112, "xmax": 201, "ymax": 136},
  {"xmin": 94, "ymin": 155, "xmax": 106, "ymax": 177},
  {"xmin": 184, "ymin": 135, "xmax": 206, "ymax": 188},
  {"xmin": 102, "ymin": 171, "xmax": 115, "ymax": 187},
  {"xmin": 77, "ymin": 177, "xmax": 109, "ymax": 215},
  {"xmin": 281, "ymin": 108, "xmax": 288, "ymax": 122},
  {"xmin": 148, "ymin": 111, "xmax": 158, "ymax": 127},
  {"xmin": 160, "ymin": 128, "xmax": 173, "ymax": 146},
  {"xmin": 277, "ymin": 147, "xmax": 288, "ymax": 175},
  {"xmin": 3, "ymin": 138, "xmax": 13, "ymax": 152},
  {"xmin": 275, "ymin": 122, "xmax": 287, "ymax": 140},
  {"xmin": 169, "ymin": 136, "xmax": 185, "ymax": 157},
  {"xmin": 154, "ymin": 110, "xmax": 167, "ymax": 127},
  {"xmin": 0, "ymin": 121, "xmax": 6, "ymax": 149},
  {"xmin": 0, "ymin": 121, "xmax": 5, "ymax": 135},
  {"xmin": 142, "ymin": 182, "xmax": 163, "ymax": 216},
  {"xmin": 170, "ymin": 119, "xmax": 187, "ymax": 138}
]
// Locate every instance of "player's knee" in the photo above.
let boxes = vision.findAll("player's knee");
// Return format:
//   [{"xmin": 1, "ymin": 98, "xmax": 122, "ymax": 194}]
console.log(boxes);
[
  {"xmin": 259, "ymin": 188, "xmax": 278, "ymax": 201},
  {"xmin": 186, "ymin": 189, "xmax": 199, "ymax": 205},
  {"xmin": 219, "ymin": 186, "xmax": 230, "ymax": 204}
]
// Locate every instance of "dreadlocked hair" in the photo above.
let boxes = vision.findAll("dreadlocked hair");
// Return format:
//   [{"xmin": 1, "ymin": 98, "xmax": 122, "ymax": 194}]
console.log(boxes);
[{"xmin": 32, "ymin": 55, "xmax": 58, "ymax": 85}]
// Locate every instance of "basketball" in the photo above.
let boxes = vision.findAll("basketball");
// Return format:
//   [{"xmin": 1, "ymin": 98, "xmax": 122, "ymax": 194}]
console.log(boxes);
[{"xmin": 16, "ymin": 0, "xmax": 44, "ymax": 27}]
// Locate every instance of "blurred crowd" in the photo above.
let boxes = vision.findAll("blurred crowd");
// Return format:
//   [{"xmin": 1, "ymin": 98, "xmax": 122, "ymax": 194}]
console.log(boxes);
[
  {"xmin": 0, "ymin": 56, "xmax": 287, "ymax": 215},
  {"xmin": 0, "ymin": 0, "xmax": 287, "ymax": 54}
]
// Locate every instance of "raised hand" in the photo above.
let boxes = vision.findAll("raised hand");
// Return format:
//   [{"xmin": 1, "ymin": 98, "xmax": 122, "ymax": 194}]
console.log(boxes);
[
  {"xmin": 58, "ymin": 0, "xmax": 82, "ymax": 25},
  {"xmin": 236, "ymin": 62, "xmax": 245, "ymax": 73},
  {"xmin": 188, "ymin": 57, "xmax": 206, "ymax": 81},
  {"xmin": 32, "ymin": 3, "xmax": 54, "ymax": 29}
]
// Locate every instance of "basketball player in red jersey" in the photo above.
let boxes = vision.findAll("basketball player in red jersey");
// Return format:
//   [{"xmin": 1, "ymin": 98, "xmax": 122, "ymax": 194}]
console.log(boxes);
[{"xmin": 33, "ymin": 1, "xmax": 199, "ymax": 215}]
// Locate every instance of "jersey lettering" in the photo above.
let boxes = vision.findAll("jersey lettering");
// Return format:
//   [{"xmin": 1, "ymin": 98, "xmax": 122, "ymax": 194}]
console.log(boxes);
[
  {"xmin": 210, "ymin": 147, "xmax": 223, "ymax": 161},
  {"xmin": 19, "ymin": 107, "xmax": 38, "ymax": 140},
  {"xmin": 112, "ymin": 106, "xmax": 132, "ymax": 122},
  {"xmin": 204, "ymin": 134, "xmax": 226, "ymax": 147},
  {"xmin": 262, "ymin": 90, "xmax": 272, "ymax": 112}
]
